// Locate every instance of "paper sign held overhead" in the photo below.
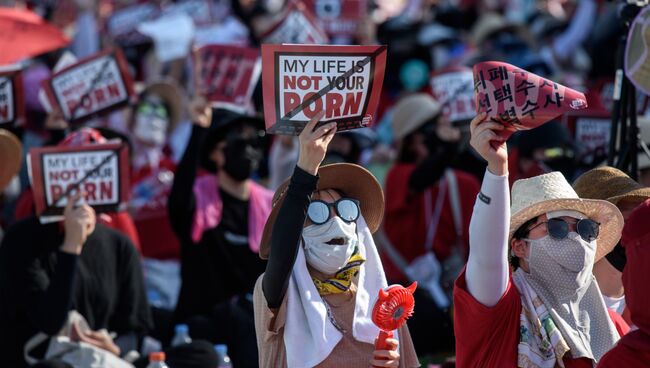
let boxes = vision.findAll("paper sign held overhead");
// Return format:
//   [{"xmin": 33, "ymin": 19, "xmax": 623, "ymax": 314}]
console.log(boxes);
[
  {"xmin": 28, "ymin": 142, "xmax": 130, "ymax": 222},
  {"xmin": 0, "ymin": 67, "xmax": 25, "ymax": 126},
  {"xmin": 260, "ymin": 2, "xmax": 329, "ymax": 45},
  {"xmin": 261, "ymin": 44, "xmax": 387, "ymax": 135},
  {"xmin": 305, "ymin": 0, "xmax": 367, "ymax": 38},
  {"xmin": 430, "ymin": 67, "xmax": 476, "ymax": 124},
  {"xmin": 42, "ymin": 49, "xmax": 135, "ymax": 124},
  {"xmin": 194, "ymin": 45, "xmax": 261, "ymax": 110},
  {"xmin": 473, "ymin": 61, "xmax": 588, "ymax": 140}
]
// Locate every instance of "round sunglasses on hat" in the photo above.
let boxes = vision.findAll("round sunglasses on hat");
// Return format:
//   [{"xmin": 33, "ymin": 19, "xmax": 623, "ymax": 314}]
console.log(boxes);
[
  {"xmin": 528, "ymin": 217, "xmax": 600, "ymax": 242},
  {"xmin": 307, "ymin": 198, "xmax": 360, "ymax": 225}
]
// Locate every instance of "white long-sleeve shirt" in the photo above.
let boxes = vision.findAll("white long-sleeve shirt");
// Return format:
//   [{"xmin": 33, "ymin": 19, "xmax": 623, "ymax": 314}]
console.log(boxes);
[{"xmin": 465, "ymin": 170, "xmax": 511, "ymax": 307}]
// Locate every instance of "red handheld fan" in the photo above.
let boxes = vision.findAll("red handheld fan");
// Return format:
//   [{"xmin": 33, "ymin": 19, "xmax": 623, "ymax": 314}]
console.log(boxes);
[{"xmin": 371, "ymin": 282, "xmax": 417, "ymax": 353}]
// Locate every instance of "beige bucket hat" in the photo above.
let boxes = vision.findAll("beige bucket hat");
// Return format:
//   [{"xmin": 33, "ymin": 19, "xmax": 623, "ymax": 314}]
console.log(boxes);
[
  {"xmin": 510, "ymin": 172, "xmax": 624, "ymax": 262},
  {"xmin": 391, "ymin": 93, "xmax": 441, "ymax": 141}
]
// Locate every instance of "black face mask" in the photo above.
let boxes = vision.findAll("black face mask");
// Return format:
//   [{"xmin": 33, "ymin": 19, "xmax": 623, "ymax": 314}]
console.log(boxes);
[{"xmin": 222, "ymin": 138, "xmax": 262, "ymax": 182}]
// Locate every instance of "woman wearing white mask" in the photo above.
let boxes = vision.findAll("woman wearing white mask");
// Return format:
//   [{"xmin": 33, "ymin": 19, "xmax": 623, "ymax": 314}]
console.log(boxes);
[
  {"xmin": 453, "ymin": 113, "xmax": 626, "ymax": 368},
  {"xmin": 253, "ymin": 113, "xmax": 419, "ymax": 368}
]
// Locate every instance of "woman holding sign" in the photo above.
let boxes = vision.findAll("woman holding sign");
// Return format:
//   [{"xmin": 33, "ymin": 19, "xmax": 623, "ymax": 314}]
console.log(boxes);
[{"xmin": 253, "ymin": 113, "xmax": 419, "ymax": 368}]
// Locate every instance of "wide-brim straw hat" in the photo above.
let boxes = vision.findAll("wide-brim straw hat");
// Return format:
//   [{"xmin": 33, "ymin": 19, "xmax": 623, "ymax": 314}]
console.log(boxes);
[
  {"xmin": 573, "ymin": 166, "xmax": 650, "ymax": 206},
  {"xmin": 138, "ymin": 80, "xmax": 185, "ymax": 131},
  {"xmin": 0, "ymin": 129, "xmax": 22, "ymax": 190},
  {"xmin": 510, "ymin": 172, "xmax": 624, "ymax": 262},
  {"xmin": 259, "ymin": 163, "xmax": 384, "ymax": 260},
  {"xmin": 391, "ymin": 93, "xmax": 441, "ymax": 141}
]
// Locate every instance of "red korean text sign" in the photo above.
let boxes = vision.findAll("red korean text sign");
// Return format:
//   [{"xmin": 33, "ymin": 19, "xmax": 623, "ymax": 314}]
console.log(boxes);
[
  {"xmin": 260, "ymin": 2, "xmax": 329, "ymax": 45},
  {"xmin": 42, "ymin": 49, "xmax": 135, "ymax": 124},
  {"xmin": 430, "ymin": 67, "xmax": 476, "ymax": 124},
  {"xmin": 28, "ymin": 142, "xmax": 130, "ymax": 221},
  {"xmin": 262, "ymin": 44, "xmax": 387, "ymax": 135},
  {"xmin": 473, "ymin": 61, "xmax": 588, "ymax": 140},
  {"xmin": 0, "ymin": 67, "xmax": 25, "ymax": 126},
  {"xmin": 304, "ymin": 0, "xmax": 367, "ymax": 38},
  {"xmin": 194, "ymin": 45, "xmax": 261, "ymax": 108}
]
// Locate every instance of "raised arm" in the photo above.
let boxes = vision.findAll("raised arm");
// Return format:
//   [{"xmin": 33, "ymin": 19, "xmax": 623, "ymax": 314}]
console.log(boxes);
[
  {"xmin": 262, "ymin": 113, "xmax": 337, "ymax": 309},
  {"xmin": 464, "ymin": 114, "xmax": 511, "ymax": 307}
]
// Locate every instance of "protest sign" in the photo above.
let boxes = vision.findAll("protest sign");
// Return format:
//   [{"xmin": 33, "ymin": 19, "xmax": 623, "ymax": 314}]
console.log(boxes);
[
  {"xmin": 0, "ymin": 67, "xmax": 25, "ymax": 126},
  {"xmin": 163, "ymin": 0, "xmax": 214, "ymax": 26},
  {"xmin": 262, "ymin": 44, "xmax": 387, "ymax": 135},
  {"xmin": 260, "ymin": 2, "xmax": 329, "ymax": 45},
  {"xmin": 563, "ymin": 111, "xmax": 611, "ymax": 165},
  {"xmin": 106, "ymin": 3, "xmax": 160, "ymax": 45},
  {"xmin": 28, "ymin": 142, "xmax": 129, "ymax": 221},
  {"xmin": 473, "ymin": 61, "xmax": 588, "ymax": 140},
  {"xmin": 195, "ymin": 45, "xmax": 261, "ymax": 109},
  {"xmin": 430, "ymin": 67, "xmax": 476, "ymax": 125},
  {"xmin": 304, "ymin": 0, "xmax": 366, "ymax": 38},
  {"xmin": 42, "ymin": 49, "xmax": 135, "ymax": 124}
]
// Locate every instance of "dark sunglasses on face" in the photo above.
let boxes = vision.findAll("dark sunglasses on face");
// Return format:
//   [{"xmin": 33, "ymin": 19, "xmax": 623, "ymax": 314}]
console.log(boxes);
[
  {"xmin": 307, "ymin": 198, "xmax": 360, "ymax": 225},
  {"xmin": 528, "ymin": 217, "xmax": 600, "ymax": 242}
]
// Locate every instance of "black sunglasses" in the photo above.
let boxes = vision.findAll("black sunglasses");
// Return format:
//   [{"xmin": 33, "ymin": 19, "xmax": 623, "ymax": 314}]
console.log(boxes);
[
  {"xmin": 528, "ymin": 218, "xmax": 600, "ymax": 242},
  {"xmin": 307, "ymin": 198, "xmax": 360, "ymax": 225}
]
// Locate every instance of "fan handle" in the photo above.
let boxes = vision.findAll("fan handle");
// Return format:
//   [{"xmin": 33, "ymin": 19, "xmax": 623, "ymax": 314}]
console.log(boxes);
[{"xmin": 374, "ymin": 329, "xmax": 393, "ymax": 352}]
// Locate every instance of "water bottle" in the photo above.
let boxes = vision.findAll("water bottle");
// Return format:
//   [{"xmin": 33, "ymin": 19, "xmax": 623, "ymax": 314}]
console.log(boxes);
[
  {"xmin": 146, "ymin": 352, "xmax": 169, "ymax": 368},
  {"xmin": 171, "ymin": 324, "xmax": 192, "ymax": 347},
  {"xmin": 214, "ymin": 344, "xmax": 232, "ymax": 368}
]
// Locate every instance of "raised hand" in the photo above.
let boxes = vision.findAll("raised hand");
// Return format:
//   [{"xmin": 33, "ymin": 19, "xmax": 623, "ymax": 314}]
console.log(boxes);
[
  {"xmin": 189, "ymin": 95, "xmax": 212, "ymax": 129},
  {"xmin": 61, "ymin": 191, "xmax": 96, "ymax": 255},
  {"xmin": 296, "ymin": 111, "xmax": 337, "ymax": 175},
  {"xmin": 469, "ymin": 113, "xmax": 508, "ymax": 176}
]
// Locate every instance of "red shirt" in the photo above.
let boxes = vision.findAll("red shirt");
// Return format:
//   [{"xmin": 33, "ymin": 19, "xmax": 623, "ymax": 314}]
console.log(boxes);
[
  {"xmin": 383, "ymin": 165, "xmax": 479, "ymax": 283},
  {"xmin": 454, "ymin": 269, "xmax": 619, "ymax": 368},
  {"xmin": 598, "ymin": 330, "xmax": 650, "ymax": 368}
]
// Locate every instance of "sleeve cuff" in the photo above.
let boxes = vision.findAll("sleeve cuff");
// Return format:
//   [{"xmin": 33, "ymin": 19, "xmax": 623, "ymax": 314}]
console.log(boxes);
[{"xmin": 289, "ymin": 166, "xmax": 319, "ymax": 193}]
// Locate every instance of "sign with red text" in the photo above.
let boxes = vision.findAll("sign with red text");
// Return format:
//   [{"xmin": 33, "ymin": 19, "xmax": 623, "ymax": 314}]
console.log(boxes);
[
  {"xmin": 42, "ymin": 49, "xmax": 135, "ymax": 124},
  {"xmin": 261, "ymin": 2, "xmax": 329, "ymax": 45},
  {"xmin": 106, "ymin": 3, "xmax": 160, "ymax": 45},
  {"xmin": 473, "ymin": 61, "xmax": 588, "ymax": 140},
  {"xmin": 0, "ymin": 67, "xmax": 25, "ymax": 126},
  {"xmin": 262, "ymin": 44, "xmax": 386, "ymax": 135},
  {"xmin": 28, "ymin": 143, "xmax": 130, "ymax": 221},
  {"xmin": 195, "ymin": 45, "xmax": 261, "ymax": 109},
  {"xmin": 431, "ymin": 67, "xmax": 476, "ymax": 124},
  {"xmin": 305, "ymin": 0, "xmax": 366, "ymax": 37}
]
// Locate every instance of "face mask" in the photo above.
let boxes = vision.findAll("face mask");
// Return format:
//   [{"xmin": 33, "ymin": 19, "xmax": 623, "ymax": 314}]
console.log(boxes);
[
  {"xmin": 525, "ymin": 232, "xmax": 596, "ymax": 292},
  {"xmin": 134, "ymin": 112, "xmax": 169, "ymax": 147},
  {"xmin": 222, "ymin": 140, "xmax": 262, "ymax": 181},
  {"xmin": 303, "ymin": 217, "xmax": 358, "ymax": 275}
]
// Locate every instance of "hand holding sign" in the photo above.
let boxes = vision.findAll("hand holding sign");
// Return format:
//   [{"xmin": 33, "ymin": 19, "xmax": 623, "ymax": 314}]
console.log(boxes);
[
  {"xmin": 61, "ymin": 191, "xmax": 96, "ymax": 255},
  {"xmin": 473, "ymin": 61, "xmax": 587, "ymax": 140},
  {"xmin": 297, "ymin": 111, "xmax": 337, "ymax": 175},
  {"xmin": 469, "ymin": 113, "xmax": 508, "ymax": 176},
  {"xmin": 189, "ymin": 95, "xmax": 212, "ymax": 128}
]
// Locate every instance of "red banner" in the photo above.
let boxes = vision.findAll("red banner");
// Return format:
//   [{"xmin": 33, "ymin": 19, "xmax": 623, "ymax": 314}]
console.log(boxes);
[
  {"xmin": 0, "ymin": 67, "xmax": 25, "ymax": 126},
  {"xmin": 260, "ymin": 2, "xmax": 329, "ymax": 45},
  {"xmin": 430, "ymin": 66, "xmax": 476, "ymax": 124},
  {"xmin": 28, "ymin": 142, "xmax": 130, "ymax": 221},
  {"xmin": 262, "ymin": 44, "xmax": 387, "ymax": 135},
  {"xmin": 42, "ymin": 49, "xmax": 135, "ymax": 124},
  {"xmin": 194, "ymin": 45, "xmax": 261, "ymax": 109},
  {"xmin": 304, "ymin": 0, "xmax": 366, "ymax": 37},
  {"xmin": 473, "ymin": 61, "xmax": 588, "ymax": 140}
]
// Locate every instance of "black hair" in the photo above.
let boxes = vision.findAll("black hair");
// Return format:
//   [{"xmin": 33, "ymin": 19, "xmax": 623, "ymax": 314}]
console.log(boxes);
[{"xmin": 510, "ymin": 216, "xmax": 539, "ymax": 269}]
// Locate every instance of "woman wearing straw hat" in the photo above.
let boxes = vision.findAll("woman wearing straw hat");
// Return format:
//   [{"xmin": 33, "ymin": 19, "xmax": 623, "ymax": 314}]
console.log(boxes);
[
  {"xmin": 453, "ymin": 113, "xmax": 625, "ymax": 367},
  {"xmin": 253, "ymin": 113, "xmax": 419, "ymax": 368}
]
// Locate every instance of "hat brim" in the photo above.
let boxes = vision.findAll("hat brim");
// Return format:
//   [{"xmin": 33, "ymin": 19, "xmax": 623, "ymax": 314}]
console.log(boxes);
[
  {"xmin": 141, "ymin": 82, "xmax": 185, "ymax": 131},
  {"xmin": 509, "ymin": 198, "xmax": 624, "ymax": 262},
  {"xmin": 0, "ymin": 129, "xmax": 22, "ymax": 190},
  {"xmin": 259, "ymin": 163, "xmax": 384, "ymax": 260},
  {"xmin": 607, "ymin": 187, "xmax": 650, "ymax": 206}
]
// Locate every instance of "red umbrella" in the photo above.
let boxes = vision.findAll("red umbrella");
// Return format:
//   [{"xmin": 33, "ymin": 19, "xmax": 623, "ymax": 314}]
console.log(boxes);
[{"xmin": 0, "ymin": 8, "xmax": 70, "ymax": 65}]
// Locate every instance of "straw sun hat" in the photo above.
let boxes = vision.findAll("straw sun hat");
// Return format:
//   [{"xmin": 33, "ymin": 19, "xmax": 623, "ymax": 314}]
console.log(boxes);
[
  {"xmin": 510, "ymin": 172, "xmax": 624, "ymax": 262},
  {"xmin": 391, "ymin": 93, "xmax": 441, "ymax": 141},
  {"xmin": 573, "ymin": 166, "xmax": 650, "ymax": 206},
  {"xmin": 0, "ymin": 129, "xmax": 22, "ymax": 191},
  {"xmin": 259, "ymin": 163, "xmax": 384, "ymax": 260}
]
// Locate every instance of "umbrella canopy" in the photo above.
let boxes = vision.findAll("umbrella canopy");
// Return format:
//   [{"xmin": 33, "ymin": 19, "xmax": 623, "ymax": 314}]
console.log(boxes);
[{"xmin": 0, "ymin": 8, "xmax": 69, "ymax": 65}]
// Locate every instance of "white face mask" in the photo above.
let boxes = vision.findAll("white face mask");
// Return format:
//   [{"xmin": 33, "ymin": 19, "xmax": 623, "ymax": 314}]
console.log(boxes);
[
  {"xmin": 525, "ymin": 232, "xmax": 596, "ymax": 293},
  {"xmin": 134, "ymin": 113, "xmax": 168, "ymax": 147},
  {"xmin": 302, "ymin": 216, "xmax": 358, "ymax": 275}
]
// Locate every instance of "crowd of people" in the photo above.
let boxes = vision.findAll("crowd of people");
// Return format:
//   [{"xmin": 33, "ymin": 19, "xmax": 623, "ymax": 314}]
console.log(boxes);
[{"xmin": 0, "ymin": 0, "xmax": 650, "ymax": 367}]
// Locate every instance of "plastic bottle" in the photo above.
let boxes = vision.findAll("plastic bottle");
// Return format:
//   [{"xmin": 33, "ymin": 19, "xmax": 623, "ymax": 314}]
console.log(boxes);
[
  {"xmin": 214, "ymin": 344, "xmax": 232, "ymax": 368},
  {"xmin": 146, "ymin": 352, "xmax": 169, "ymax": 368},
  {"xmin": 171, "ymin": 324, "xmax": 192, "ymax": 347}
]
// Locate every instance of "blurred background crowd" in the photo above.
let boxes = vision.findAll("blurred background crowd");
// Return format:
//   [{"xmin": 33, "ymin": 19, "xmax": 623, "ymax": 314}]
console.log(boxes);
[{"xmin": 0, "ymin": 0, "xmax": 649, "ymax": 367}]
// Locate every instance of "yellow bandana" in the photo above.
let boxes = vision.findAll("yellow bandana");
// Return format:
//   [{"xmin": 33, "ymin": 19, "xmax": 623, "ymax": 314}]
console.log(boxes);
[{"xmin": 312, "ymin": 250, "xmax": 366, "ymax": 295}]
